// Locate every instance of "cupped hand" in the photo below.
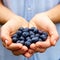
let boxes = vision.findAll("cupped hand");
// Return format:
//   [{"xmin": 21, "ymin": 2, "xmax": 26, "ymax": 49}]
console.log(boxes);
[
  {"xmin": 24, "ymin": 13, "xmax": 59, "ymax": 57},
  {"xmin": 1, "ymin": 16, "xmax": 29, "ymax": 56},
  {"xmin": 1, "ymin": 13, "xmax": 59, "ymax": 58}
]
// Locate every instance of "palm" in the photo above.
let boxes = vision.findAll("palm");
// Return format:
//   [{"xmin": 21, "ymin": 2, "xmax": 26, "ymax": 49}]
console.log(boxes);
[
  {"xmin": 1, "ymin": 17, "xmax": 29, "ymax": 56},
  {"xmin": 28, "ymin": 14, "xmax": 59, "ymax": 53}
]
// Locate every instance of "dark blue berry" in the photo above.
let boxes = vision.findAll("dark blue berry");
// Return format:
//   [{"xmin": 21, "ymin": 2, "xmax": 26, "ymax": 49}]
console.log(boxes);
[
  {"xmin": 30, "ymin": 35, "xmax": 35, "ymax": 38},
  {"xmin": 12, "ymin": 37, "xmax": 18, "ymax": 43},
  {"xmin": 31, "ymin": 37, "xmax": 39, "ymax": 43},
  {"xmin": 19, "ymin": 36, "xmax": 25, "ymax": 40},
  {"xmin": 29, "ymin": 31, "xmax": 34, "ymax": 35},
  {"xmin": 26, "ymin": 38, "xmax": 32, "ymax": 43},
  {"xmin": 22, "ymin": 32, "xmax": 29, "ymax": 37},
  {"xmin": 42, "ymin": 32, "xmax": 48, "ymax": 37},
  {"xmin": 35, "ymin": 34, "xmax": 40, "ymax": 37},
  {"xmin": 39, "ymin": 30, "xmax": 43, "ymax": 35},
  {"xmin": 20, "ymin": 40, "xmax": 24, "ymax": 45},
  {"xmin": 23, "ymin": 28, "xmax": 29, "ymax": 32},
  {"xmin": 40, "ymin": 34, "xmax": 47, "ymax": 41},
  {"xmin": 12, "ymin": 27, "xmax": 48, "ymax": 48},
  {"xmin": 18, "ymin": 27, "xmax": 24, "ymax": 31},
  {"xmin": 16, "ymin": 31, "xmax": 22, "ymax": 36},
  {"xmin": 33, "ymin": 28, "xmax": 38, "ymax": 34},
  {"xmin": 25, "ymin": 41, "xmax": 31, "ymax": 48},
  {"xmin": 29, "ymin": 27, "xmax": 35, "ymax": 31},
  {"xmin": 12, "ymin": 34, "xmax": 18, "ymax": 38},
  {"xmin": 26, "ymin": 37, "xmax": 30, "ymax": 40},
  {"xmin": 16, "ymin": 40, "xmax": 21, "ymax": 43},
  {"xmin": 39, "ymin": 38, "xmax": 42, "ymax": 41}
]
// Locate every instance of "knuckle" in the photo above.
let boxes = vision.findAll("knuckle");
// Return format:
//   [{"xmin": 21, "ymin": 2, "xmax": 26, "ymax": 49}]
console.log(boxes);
[
  {"xmin": 55, "ymin": 34, "xmax": 59, "ymax": 41},
  {"xmin": 40, "ymin": 49, "xmax": 46, "ymax": 53}
]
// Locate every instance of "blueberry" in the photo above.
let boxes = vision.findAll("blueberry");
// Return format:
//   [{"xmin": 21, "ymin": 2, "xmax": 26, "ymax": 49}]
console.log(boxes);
[
  {"xmin": 20, "ymin": 40, "xmax": 24, "ymax": 45},
  {"xmin": 18, "ymin": 27, "xmax": 24, "ymax": 31},
  {"xmin": 31, "ymin": 27, "xmax": 35, "ymax": 30},
  {"xmin": 29, "ymin": 31, "xmax": 34, "ymax": 35},
  {"xmin": 17, "ymin": 40, "xmax": 24, "ymax": 45},
  {"xmin": 39, "ymin": 30, "xmax": 43, "ymax": 35},
  {"xmin": 12, "ymin": 37, "xmax": 18, "ymax": 43},
  {"xmin": 22, "ymin": 32, "xmax": 29, "ymax": 37},
  {"xmin": 42, "ymin": 32, "xmax": 48, "ymax": 37},
  {"xmin": 26, "ymin": 37, "xmax": 30, "ymax": 40},
  {"xmin": 30, "ymin": 35, "xmax": 35, "ymax": 38},
  {"xmin": 35, "ymin": 34, "xmax": 40, "ymax": 37},
  {"xmin": 33, "ymin": 28, "xmax": 38, "ymax": 34},
  {"xmin": 39, "ymin": 38, "xmax": 42, "ymax": 41},
  {"xmin": 31, "ymin": 37, "xmax": 39, "ymax": 43},
  {"xmin": 26, "ymin": 37, "xmax": 32, "ymax": 42},
  {"xmin": 24, "ymin": 41, "xmax": 31, "ymax": 48},
  {"xmin": 16, "ymin": 40, "xmax": 21, "ymax": 43},
  {"xmin": 12, "ymin": 34, "xmax": 18, "ymax": 38},
  {"xmin": 40, "ymin": 34, "xmax": 47, "ymax": 41},
  {"xmin": 16, "ymin": 31, "xmax": 22, "ymax": 36},
  {"xmin": 26, "ymin": 38, "xmax": 32, "ymax": 43},
  {"xmin": 29, "ymin": 27, "xmax": 35, "ymax": 31},
  {"xmin": 19, "ymin": 36, "xmax": 25, "ymax": 40},
  {"xmin": 23, "ymin": 28, "xmax": 29, "ymax": 32}
]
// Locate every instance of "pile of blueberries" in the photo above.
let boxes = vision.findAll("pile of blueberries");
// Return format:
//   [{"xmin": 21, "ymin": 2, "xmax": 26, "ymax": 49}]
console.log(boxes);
[{"xmin": 12, "ymin": 27, "xmax": 48, "ymax": 48}]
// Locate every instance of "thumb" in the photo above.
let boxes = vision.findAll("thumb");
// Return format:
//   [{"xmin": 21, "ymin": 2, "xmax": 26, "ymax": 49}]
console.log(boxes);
[{"xmin": 1, "ymin": 26, "xmax": 12, "ymax": 46}]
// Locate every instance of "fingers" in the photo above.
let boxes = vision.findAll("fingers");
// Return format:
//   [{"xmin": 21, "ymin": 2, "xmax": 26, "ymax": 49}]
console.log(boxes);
[
  {"xmin": 21, "ymin": 45, "xmax": 28, "ymax": 52},
  {"xmin": 28, "ymin": 49, "xmax": 35, "ymax": 54},
  {"xmin": 12, "ymin": 47, "xmax": 34, "ymax": 58},
  {"xmin": 48, "ymin": 25, "xmax": 59, "ymax": 46},
  {"xmin": 35, "ymin": 37, "xmax": 51, "ymax": 48},
  {"xmin": 30, "ymin": 43, "xmax": 37, "ymax": 50},
  {"xmin": 7, "ymin": 43, "xmax": 28, "ymax": 51},
  {"xmin": 24, "ymin": 52, "xmax": 34, "ymax": 58},
  {"xmin": 24, "ymin": 48, "xmax": 35, "ymax": 58},
  {"xmin": 11, "ymin": 45, "xmax": 28, "ymax": 56},
  {"xmin": 6, "ymin": 43, "xmax": 23, "ymax": 50},
  {"xmin": 2, "ymin": 42, "xmax": 22, "ymax": 50},
  {"xmin": 35, "ymin": 47, "xmax": 47, "ymax": 53},
  {"xmin": 24, "ymin": 47, "xmax": 46, "ymax": 58},
  {"xmin": 12, "ymin": 51, "xmax": 22, "ymax": 56},
  {"xmin": 29, "ymin": 37, "xmax": 50, "ymax": 53},
  {"xmin": 1, "ymin": 26, "xmax": 12, "ymax": 46}
]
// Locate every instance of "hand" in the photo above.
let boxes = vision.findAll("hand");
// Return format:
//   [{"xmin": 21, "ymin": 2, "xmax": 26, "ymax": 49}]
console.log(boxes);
[
  {"xmin": 24, "ymin": 13, "xmax": 59, "ymax": 57},
  {"xmin": 1, "ymin": 16, "xmax": 29, "ymax": 56}
]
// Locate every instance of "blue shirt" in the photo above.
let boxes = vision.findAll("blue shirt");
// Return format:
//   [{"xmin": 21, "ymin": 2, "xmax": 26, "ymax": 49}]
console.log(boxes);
[
  {"xmin": 3, "ymin": 0, "xmax": 60, "ymax": 21},
  {"xmin": 0, "ymin": 0, "xmax": 60, "ymax": 60}
]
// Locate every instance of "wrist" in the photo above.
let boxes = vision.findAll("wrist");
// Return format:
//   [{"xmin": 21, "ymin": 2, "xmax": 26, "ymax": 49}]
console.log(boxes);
[
  {"xmin": 45, "ymin": 6, "xmax": 60, "ymax": 24},
  {"xmin": 45, "ymin": 11, "xmax": 58, "ymax": 23}
]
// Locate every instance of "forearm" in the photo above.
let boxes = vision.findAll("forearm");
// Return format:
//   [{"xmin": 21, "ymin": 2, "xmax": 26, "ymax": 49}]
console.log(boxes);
[
  {"xmin": 46, "ymin": 4, "xmax": 60, "ymax": 23},
  {"xmin": 0, "ymin": 2, "xmax": 18, "ymax": 24}
]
